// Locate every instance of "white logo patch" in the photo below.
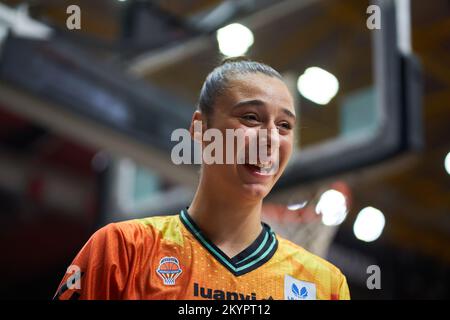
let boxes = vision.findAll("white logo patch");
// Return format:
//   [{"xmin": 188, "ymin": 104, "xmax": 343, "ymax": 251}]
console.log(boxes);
[
  {"xmin": 284, "ymin": 274, "xmax": 316, "ymax": 300},
  {"xmin": 156, "ymin": 256, "xmax": 182, "ymax": 285}
]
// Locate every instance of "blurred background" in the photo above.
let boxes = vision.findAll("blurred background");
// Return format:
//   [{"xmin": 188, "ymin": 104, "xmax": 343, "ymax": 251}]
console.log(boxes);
[{"xmin": 0, "ymin": 0, "xmax": 449, "ymax": 300}]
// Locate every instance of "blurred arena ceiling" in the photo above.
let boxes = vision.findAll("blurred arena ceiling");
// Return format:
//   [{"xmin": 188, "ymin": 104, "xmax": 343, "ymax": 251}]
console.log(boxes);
[{"xmin": 0, "ymin": 0, "xmax": 449, "ymax": 265}]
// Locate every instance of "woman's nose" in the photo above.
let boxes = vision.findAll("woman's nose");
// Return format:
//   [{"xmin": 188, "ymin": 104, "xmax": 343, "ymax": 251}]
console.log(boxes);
[{"xmin": 258, "ymin": 123, "xmax": 280, "ymax": 154}]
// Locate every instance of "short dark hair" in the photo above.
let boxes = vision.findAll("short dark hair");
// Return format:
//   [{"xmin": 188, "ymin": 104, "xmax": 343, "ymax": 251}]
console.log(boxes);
[{"xmin": 197, "ymin": 57, "xmax": 283, "ymax": 119}]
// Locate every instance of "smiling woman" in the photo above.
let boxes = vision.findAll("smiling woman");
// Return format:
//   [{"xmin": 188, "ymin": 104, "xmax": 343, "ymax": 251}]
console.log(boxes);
[{"xmin": 54, "ymin": 57, "xmax": 350, "ymax": 300}]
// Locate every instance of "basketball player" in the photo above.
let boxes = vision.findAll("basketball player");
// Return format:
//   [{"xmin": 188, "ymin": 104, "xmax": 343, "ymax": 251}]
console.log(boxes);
[{"xmin": 54, "ymin": 57, "xmax": 350, "ymax": 300}]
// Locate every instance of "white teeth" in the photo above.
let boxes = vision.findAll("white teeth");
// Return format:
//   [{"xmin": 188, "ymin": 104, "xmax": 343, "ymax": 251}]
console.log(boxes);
[
  {"xmin": 256, "ymin": 162, "xmax": 272, "ymax": 172},
  {"xmin": 244, "ymin": 160, "xmax": 274, "ymax": 170}
]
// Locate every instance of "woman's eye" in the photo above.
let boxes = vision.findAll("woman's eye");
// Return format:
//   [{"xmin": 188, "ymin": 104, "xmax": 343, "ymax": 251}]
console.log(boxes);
[
  {"xmin": 278, "ymin": 122, "xmax": 292, "ymax": 130},
  {"xmin": 242, "ymin": 114, "xmax": 259, "ymax": 122}
]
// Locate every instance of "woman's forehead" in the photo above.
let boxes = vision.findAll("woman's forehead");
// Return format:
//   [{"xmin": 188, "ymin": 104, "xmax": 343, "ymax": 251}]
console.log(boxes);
[{"xmin": 222, "ymin": 73, "xmax": 295, "ymax": 113}]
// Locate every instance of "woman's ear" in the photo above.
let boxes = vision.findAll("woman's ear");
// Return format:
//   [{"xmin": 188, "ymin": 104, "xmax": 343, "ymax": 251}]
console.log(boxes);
[{"xmin": 190, "ymin": 111, "xmax": 205, "ymax": 142}]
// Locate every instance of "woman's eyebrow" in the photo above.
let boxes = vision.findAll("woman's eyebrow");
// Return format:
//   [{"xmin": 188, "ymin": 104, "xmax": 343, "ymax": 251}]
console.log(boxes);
[
  {"xmin": 232, "ymin": 99, "xmax": 266, "ymax": 109},
  {"xmin": 282, "ymin": 108, "xmax": 296, "ymax": 120},
  {"xmin": 232, "ymin": 99, "xmax": 296, "ymax": 120}
]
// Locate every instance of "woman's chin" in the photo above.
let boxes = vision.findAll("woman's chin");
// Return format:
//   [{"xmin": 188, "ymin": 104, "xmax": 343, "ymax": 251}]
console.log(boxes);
[{"xmin": 240, "ymin": 183, "xmax": 271, "ymax": 200}]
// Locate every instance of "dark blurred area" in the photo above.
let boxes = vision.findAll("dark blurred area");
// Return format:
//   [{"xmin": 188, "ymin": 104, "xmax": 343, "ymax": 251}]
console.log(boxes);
[{"xmin": 0, "ymin": 0, "xmax": 449, "ymax": 300}]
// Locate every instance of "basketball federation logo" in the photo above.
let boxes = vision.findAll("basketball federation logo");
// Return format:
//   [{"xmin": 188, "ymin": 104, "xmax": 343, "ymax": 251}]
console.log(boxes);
[{"xmin": 156, "ymin": 256, "xmax": 182, "ymax": 285}]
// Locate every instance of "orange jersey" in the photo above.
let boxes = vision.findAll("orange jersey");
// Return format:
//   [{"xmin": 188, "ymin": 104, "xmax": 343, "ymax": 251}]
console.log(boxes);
[{"xmin": 54, "ymin": 210, "xmax": 350, "ymax": 300}]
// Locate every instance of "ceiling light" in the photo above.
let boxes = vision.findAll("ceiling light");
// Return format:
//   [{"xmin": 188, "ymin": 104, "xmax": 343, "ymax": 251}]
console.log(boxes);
[
  {"xmin": 445, "ymin": 152, "xmax": 450, "ymax": 175},
  {"xmin": 287, "ymin": 201, "xmax": 308, "ymax": 211},
  {"xmin": 297, "ymin": 67, "xmax": 339, "ymax": 105},
  {"xmin": 353, "ymin": 206, "xmax": 385, "ymax": 242},
  {"xmin": 216, "ymin": 23, "xmax": 254, "ymax": 57},
  {"xmin": 315, "ymin": 189, "xmax": 348, "ymax": 226}
]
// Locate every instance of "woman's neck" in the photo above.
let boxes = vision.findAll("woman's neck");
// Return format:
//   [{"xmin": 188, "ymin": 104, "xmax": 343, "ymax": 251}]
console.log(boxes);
[{"xmin": 187, "ymin": 178, "xmax": 263, "ymax": 258}]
